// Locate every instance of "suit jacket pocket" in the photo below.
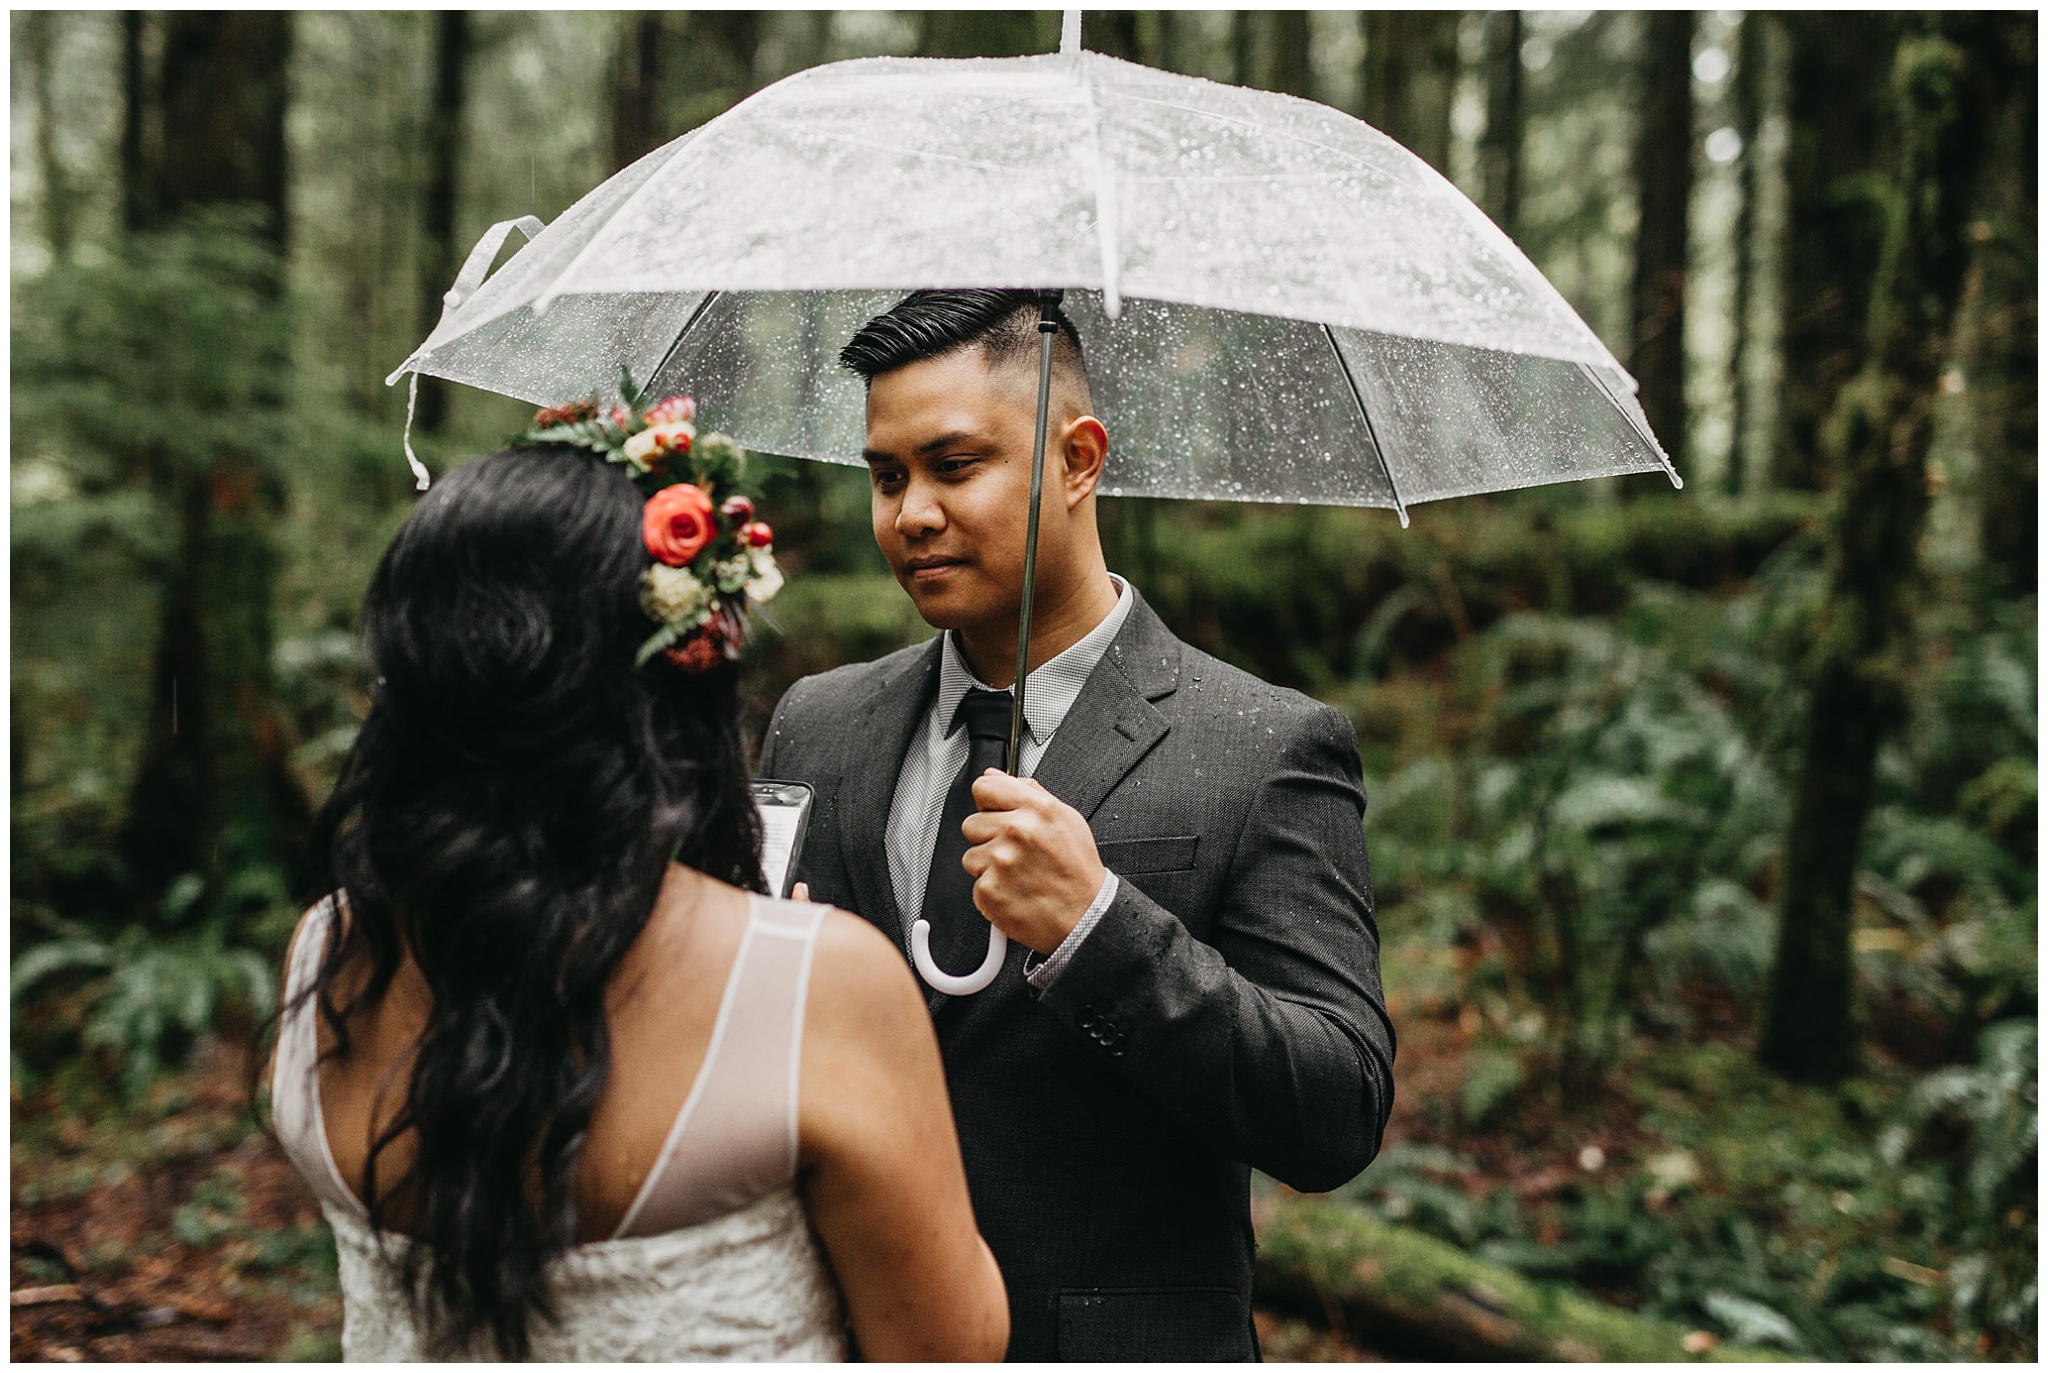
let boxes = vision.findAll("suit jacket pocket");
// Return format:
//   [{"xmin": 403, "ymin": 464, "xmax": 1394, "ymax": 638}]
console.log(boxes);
[
  {"xmin": 1097, "ymin": 834, "xmax": 1198, "ymax": 876},
  {"xmin": 1057, "ymin": 1286, "xmax": 1251, "ymax": 1361}
]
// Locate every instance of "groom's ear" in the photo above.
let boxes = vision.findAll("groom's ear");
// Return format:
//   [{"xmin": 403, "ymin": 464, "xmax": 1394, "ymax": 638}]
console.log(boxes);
[{"xmin": 1061, "ymin": 415, "xmax": 1109, "ymax": 508}]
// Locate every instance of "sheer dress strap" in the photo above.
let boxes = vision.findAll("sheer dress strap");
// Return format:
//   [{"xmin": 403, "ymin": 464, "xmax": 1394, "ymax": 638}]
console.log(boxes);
[
  {"xmin": 272, "ymin": 896, "xmax": 370, "ymax": 1220},
  {"xmin": 612, "ymin": 896, "xmax": 828, "ymax": 1238}
]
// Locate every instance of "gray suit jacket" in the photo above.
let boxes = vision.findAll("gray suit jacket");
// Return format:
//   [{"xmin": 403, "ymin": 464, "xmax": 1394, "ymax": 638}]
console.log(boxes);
[{"xmin": 759, "ymin": 589, "xmax": 1395, "ymax": 1361}]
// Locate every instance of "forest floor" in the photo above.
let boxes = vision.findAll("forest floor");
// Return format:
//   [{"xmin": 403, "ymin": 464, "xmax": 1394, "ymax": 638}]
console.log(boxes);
[{"xmin": 1, "ymin": 959, "xmax": 1788, "ymax": 1362}]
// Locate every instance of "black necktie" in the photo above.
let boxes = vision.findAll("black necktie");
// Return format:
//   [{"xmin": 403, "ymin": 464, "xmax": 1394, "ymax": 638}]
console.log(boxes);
[{"xmin": 921, "ymin": 688, "xmax": 1014, "ymax": 978}]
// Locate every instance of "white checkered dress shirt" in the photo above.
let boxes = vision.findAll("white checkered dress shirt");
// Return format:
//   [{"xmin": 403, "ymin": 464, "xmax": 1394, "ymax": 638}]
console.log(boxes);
[{"xmin": 884, "ymin": 575, "xmax": 1135, "ymax": 989}]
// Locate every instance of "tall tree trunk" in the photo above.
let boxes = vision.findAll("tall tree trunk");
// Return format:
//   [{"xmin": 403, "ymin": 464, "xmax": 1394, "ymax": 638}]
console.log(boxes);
[
  {"xmin": 1770, "ymin": 13, "xmax": 1893, "ymax": 491},
  {"xmin": 27, "ymin": 11, "xmax": 75, "ymax": 260},
  {"xmin": 1157, "ymin": 10, "xmax": 1189, "ymax": 75},
  {"xmin": 1083, "ymin": 10, "xmax": 1140, "ymax": 63},
  {"xmin": 1724, "ymin": 12, "xmax": 1764, "ymax": 496},
  {"xmin": 1759, "ymin": 17, "xmax": 2000, "ymax": 1084},
  {"xmin": 1363, "ymin": 12, "xmax": 1461, "ymax": 173},
  {"xmin": 1963, "ymin": 25, "xmax": 2038, "ymax": 595},
  {"xmin": 416, "ymin": 10, "xmax": 470, "ymax": 436},
  {"xmin": 1627, "ymin": 10, "xmax": 1694, "ymax": 469},
  {"xmin": 1268, "ymin": 11, "xmax": 1313, "ymax": 99},
  {"xmin": 612, "ymin": 10, "xmax": 666, "ymax": 170},
  {"xmin": 675, "ymin": 10, "xmax": 768, "ymax": 133},
  {"xmin": 154, "ymin": 11, "xmax": 292, "ymax": 245},
  {"xmin": 120, "ymin": 11, "xmax": 309, "ymax": 925},
  {"xmin": 916, "ymin": 10, "xmax": 1045, "ymax": 60},
  {"xmin": 120, "ymin": 10, "xmax": 151, "ymax": 231},
  {"xmin": 1231, "ymin": 10, "xmax": 1256, "ymax": 88},
  {"xmin": 1479, "ymin": 10, "xmax": 1524, "ymax": 240}
]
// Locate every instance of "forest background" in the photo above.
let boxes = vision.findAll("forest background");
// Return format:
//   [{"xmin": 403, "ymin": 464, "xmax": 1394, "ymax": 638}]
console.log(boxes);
[{"xmin": 8, "ymin": 8, "xmax": 2037, "ymax": 1363}]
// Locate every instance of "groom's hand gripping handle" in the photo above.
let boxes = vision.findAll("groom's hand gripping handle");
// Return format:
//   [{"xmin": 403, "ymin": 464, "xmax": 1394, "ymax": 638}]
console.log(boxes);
[{"xmin": 959, "ymin": 771, "xmax": 1106, "ymax": 955}]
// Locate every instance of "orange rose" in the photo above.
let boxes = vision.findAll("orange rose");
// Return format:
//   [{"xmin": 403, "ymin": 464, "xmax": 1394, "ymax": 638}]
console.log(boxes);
[{"xmin": 643, "ymin": 484, "xmax": 716, "ymax": 566}]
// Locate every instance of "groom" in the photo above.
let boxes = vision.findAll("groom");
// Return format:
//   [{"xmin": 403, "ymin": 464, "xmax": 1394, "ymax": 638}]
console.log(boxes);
[{"xmin": 759, "ymin": 290, "xmax": 1394, "ymax": 1361}]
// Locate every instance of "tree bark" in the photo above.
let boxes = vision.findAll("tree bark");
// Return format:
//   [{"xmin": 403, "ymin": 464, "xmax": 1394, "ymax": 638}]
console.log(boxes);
[
  {"xmin": 1962, "ymin": 24, "xmax": 2037, "ymax": 595},
  {"xmin": 1770, "ymin": 14, "xmax": 1893, "ymax": 491},
  {"xmin": 611, "ymin": 10, "xmax": 666, "ymax": 170},
  {"xmin": 119, "ymin": 11, "xmax": 309, "ymax": 925},
  {"xmin": 674, "ymin": 10, "xmax": 768, "ymax": 134},
  {"xmin": 153, "ymin": 11, "xmax": 292, "ymax": 245},
  {"xmin": 1478, "ymin": 10, "xmax": 1523, "ymax": 240},
  {"xmin": 916, "ymin": 10, "xmax": 1045, "ymax": 60},
  {"xmin": 1760, "ymin": 17, "xmax": 2001, "ymax": 1084},
  {"xmin": 1082, "ymin": 10, "xmax": 1140, "ymax": 63},
  {"xmin": 1724, "ymin": 12, "xmax": 1764, "ymax": 495},
  {"xmin": 415, "ymin": 10, "xmax": 470, "ymax": 435},
  {"xmin": 1363, "ymin": 12, "xmax": 1461, "ymax": 173},
  {"xmin": 1268, "ymin": 11, "xmax": 1313, "ymax": 100},
  {"xmin": 1254, "ymin": 1195, "xmax": 1794, "ymax": 1362},
  {"xmin": 27, "ymin": 12, "xmax": 75, "ymax": 261},
  {"xmin": 1627, "ymin": 10, "xmax": 1694, "ymax": 470},
  {"xmin": 120, "ymin": 11, "xmax": 151, "ymax": 231}
]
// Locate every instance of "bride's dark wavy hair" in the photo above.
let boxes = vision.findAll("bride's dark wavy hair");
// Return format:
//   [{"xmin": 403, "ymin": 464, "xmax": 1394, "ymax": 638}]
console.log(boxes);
[{"xmin": 301, "ymin": 445, "xmax": 764, "ymax": 1357}]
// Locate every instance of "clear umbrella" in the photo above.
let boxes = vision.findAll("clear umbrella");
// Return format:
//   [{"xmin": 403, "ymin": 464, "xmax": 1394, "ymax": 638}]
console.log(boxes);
[{"xmin": 389, "ymin": 18, "xmax": 1679, "ymax": 993}]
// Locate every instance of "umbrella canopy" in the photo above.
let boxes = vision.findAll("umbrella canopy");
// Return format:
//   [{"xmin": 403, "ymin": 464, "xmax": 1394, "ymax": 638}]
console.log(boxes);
[
  {"xmin": 388, "ymin": 33, "xmax": 1683, "ymax": 995},
  {"xmin": 389, "ymin": 47, "xmax": 1677, "ymax": 525}
]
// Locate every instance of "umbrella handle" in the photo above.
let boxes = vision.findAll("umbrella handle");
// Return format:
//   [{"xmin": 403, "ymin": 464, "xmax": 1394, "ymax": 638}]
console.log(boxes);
[{"xmin": 910, "ymin": 919, "xmax": 1008, "ymax": 995}]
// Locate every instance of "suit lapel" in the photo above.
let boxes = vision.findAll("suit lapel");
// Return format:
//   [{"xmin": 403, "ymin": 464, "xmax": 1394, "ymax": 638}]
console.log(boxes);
[
  {"xmin": 1032, "ymin": 591, "xmax": 1181, "ymax": 821},
  {"xmin": 836, "ymin": 637, "xmax": 942, "ymax": 948}
]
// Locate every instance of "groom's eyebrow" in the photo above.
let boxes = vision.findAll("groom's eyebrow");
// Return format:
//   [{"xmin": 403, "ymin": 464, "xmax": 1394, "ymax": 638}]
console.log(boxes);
[{"xmin": 862, "ymin": 430, "xmax": 982, "ymax": 464}]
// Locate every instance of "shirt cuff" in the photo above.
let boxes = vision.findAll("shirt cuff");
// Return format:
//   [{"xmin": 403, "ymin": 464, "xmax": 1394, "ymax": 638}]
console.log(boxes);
[{"xmin": 1023, "ymin": 870, "xmax": 1119, "ymax": 991}]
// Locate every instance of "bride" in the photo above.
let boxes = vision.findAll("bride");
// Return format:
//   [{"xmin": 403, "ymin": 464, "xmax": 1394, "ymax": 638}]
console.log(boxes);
[{"xmin": 269, "ymin": 419, "xmax": 1007, "ymax": 1360}]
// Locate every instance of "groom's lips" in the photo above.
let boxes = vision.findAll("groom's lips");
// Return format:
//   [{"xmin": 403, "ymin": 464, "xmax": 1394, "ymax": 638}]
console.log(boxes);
[{"xmin": 904, "ymin": 556, "xmax": 968, "ymax": 584}]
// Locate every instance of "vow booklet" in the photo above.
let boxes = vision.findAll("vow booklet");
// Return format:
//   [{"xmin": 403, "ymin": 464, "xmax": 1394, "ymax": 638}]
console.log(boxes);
[{"xmin": 750, "ymin": 780, "xmax": 815, "ymax": 900}]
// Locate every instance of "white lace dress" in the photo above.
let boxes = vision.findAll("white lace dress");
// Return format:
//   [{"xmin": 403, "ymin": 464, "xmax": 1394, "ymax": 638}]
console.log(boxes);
[{"xmin": 273, "ymin": 895, "xmax": 849, "ymax": 1361}]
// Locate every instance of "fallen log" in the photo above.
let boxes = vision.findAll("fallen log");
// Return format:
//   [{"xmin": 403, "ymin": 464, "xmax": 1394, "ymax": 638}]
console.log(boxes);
[{"xmin": 1253, "ymin": 1196, "xmax": 1795, "ymax": 1363}]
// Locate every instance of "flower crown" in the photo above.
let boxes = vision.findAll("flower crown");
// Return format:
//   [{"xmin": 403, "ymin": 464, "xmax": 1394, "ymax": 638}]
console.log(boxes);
[{"xmin": 519, "ymin": 378, "xmax": 783, "ymax": 672}]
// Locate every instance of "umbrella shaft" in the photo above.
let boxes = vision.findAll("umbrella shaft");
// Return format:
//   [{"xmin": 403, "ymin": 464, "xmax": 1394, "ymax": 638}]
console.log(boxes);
[{"xmin": 1009, "ymin": 318, "xmax": 1057, "ymax": 774}]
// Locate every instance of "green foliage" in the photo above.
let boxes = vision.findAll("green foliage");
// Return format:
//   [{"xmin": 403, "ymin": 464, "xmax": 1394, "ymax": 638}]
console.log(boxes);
[
  {"xmin": 1342, "ymin": 1036, "xmax": 2035, "ymax": 1359},
  {"xmin": 12, "ymin": 901, "xmax": 276, "ymax": 1100},
  {"xmin": 10, "ymin": 206, "xmax": 294, "ymax": 495}
]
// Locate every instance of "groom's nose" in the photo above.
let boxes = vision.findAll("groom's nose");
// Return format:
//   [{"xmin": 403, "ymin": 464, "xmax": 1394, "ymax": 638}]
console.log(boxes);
[{"xmin": 895, "ymin": 476, "xmax": 947, "ymax": 539}]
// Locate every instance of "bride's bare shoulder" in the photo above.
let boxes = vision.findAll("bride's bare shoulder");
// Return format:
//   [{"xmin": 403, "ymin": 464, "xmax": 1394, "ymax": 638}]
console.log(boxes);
[{"xmin": 804, "ymin": 907, "xmax": 929, "ymax": 1041}]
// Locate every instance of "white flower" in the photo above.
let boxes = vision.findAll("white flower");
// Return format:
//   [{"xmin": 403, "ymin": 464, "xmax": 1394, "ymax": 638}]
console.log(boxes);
[
  {"xmin": 712, "ymin": 555, "xmax": 752, "ymax": 596},
  {"xmin": 745, "ymin": 548, "xmax": 785, "ymax": 604},
  {"xmin": 641, "ymin": 564, "xmax": 713, "ymax": 629},
  {"xmin": 620, "ymin": 421, "xmax": 694, "ymax": 472}
]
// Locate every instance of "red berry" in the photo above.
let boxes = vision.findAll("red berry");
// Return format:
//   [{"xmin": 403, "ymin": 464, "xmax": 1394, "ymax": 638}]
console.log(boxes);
[
  {"xmin": 720, "ymin": 495, "xmax": 755, "ymax": 522},
  {"xmin": 743, "ymin": 521, "xmax": 774, "ymax": 548}
]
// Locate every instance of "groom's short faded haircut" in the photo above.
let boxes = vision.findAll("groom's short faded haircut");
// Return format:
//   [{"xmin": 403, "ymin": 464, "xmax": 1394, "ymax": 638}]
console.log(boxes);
[{"xmin": 838, "ymin": 289, "xmax": 1092, "ymax": 410}]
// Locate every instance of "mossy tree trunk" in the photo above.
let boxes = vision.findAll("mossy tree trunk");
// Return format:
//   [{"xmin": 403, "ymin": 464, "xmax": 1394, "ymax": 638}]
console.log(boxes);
[
  {"xmin": 1478, "ymin": 10, "xmax": 1524, "ymax": 241},
  {"xmin": 1628, "ymin": 10, "xmax": 1694, "ymax": 468},
  {"xmin": 610, "ymin": 11, "xmax": 667, "ymax": 171},
  {"xmin": 1724, "ymin": 11, "xmax": 1765, "ymax": 496},
  {"xmin": 27, "ymin": 12, "xmax": 75, "ymax": 261},
  {"xmin": 916, "ymin": 10, "xmax": 1044, "ymax": 60},
  {"xmin": 1770, "ymin": 13, "xmax": 1893, "ymax": 492},
  {"xmin": 1760, "ymin": 17, "xmax": 2004, "ymax": 1083},
  {"xmin": 1363, "ymin": 12, "xmax": 1461, "ymax": 174},
  {"xmin": 1961, "ymin": 25, "xmax": 2037, "ymax": 596},
  {"xmin": 119, "ymin": 11, "xmax": 310, "ymax": 931},
  {"xmin": 414, "ymin": 9, "xmax": 470, "ymax": 436}
]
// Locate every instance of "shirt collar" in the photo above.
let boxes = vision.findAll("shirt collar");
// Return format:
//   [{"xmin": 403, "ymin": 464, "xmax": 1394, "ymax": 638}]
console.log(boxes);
[{"xmin": 937, "ymin": 574, "xmax": 1134, "ymax": 745}]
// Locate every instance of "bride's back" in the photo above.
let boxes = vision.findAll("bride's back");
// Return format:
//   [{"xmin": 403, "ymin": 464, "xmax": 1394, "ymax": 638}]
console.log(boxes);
[
  {"xmin": 304, "ymin": 864, "xmax": 753, "ymax": 1242},
  {"xmin": 281, "ymin": 444, "xmax": 1004, "ymax": 1360},
  {"xmin": 275, "ymin": 875, "xmax": 850, "ymax": 1360}
]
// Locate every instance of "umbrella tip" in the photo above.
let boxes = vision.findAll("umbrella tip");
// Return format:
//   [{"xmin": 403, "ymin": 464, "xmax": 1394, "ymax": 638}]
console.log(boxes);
[{"xmin": 1060, "ymin": 9, "xmax": 1081, "ymax": 55}]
